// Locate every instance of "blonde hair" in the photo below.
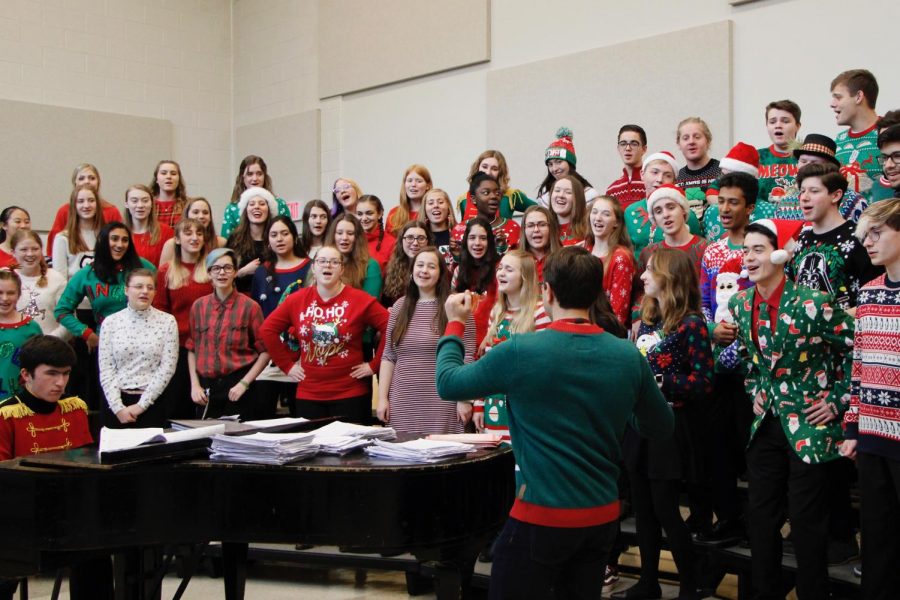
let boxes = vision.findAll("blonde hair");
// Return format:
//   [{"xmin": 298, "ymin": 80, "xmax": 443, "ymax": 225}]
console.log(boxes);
[
  {"xmin": 387, "ymin": 164, "xmax": 433, "ymax": 232},
  {"xmin": 10, "ymin": 229, "xmax": 48, "ymax": 288},
  {"xmin": 466, "ymin": 150, "xmax": 511, "ymax": 192},
  {"xmin": 856, "ymin": 200, "xmax": 900, "ymax": 240},
  {"xmin": 165, "ymin": 218, "xmax": 210, "ymax": 289},
  {"xmin": 676, "ymin": 117, "xmax": 713, "ymax": 145},
  {"xmin": 123, "ymin": 184, "xmax": 164, "ymax": 244},
  {"xmin": 64, "ymin": 184, "xmax": 105, "ymax": 254},
  {"xmin": 422, "ymin": 189, "xmax": 457, "ymax": 229},
  {"xmin": 486, "ymin": 250, "xmax": 542, "ymax": 340},
  {"xmin": 640, "ymin": 248, "xmax": 702, "ymax": 334}
]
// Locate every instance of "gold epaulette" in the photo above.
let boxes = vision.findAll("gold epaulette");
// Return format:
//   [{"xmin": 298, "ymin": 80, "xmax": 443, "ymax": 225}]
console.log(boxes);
[
  {"xmin": 0, "ymin": 397, "xmax": 32, "ymax": 420},
  {"xmin": 58, "ymin": 397, "xmax": 88, "ymax": 414}
]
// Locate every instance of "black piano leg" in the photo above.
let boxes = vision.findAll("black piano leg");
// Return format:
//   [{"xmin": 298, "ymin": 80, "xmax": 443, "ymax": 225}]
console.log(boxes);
[{"xmin": 221, "ymin": 542, "xmax": 248, "ymax": 600}]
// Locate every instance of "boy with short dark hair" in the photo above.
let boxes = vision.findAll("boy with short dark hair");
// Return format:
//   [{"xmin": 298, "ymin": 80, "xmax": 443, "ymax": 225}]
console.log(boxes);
[
  {"xmin": 877, "ymin": 123, "xmax": 900, "ymax": 198},
  {"xmin": 0, "ymin": 335, "xmax": 91, "ymax": 460},
  {"xmin": 830, "ymin": 69, "xmax": 883, "ymax": 204},
  {"xmin": 0, "ymin": 335, "xmax": 103, "ymax": 600},
  {"xmin": 758, "ymin": 100, "xmax": 802, "ymax": 206},
  {"xmin": 606, "ymin": 124, "xmax": 648, "ymax": 210},
  {"xmin": 730, "ymin": 219, "xmax": 855, "ymax": 600},
  {"xmin": 697, "ymin": 172, "xmax": 757, "ymax": 543},
  {"xmin": 786, "ymin": 162, "xmax": 882, "ymax": 312},
  {"xmin": 842, "ymin": 200, "xmax": 900, "ymax": 599}
]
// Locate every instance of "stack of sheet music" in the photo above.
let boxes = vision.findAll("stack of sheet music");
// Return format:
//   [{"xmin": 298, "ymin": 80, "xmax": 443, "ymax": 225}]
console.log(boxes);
[
  {"xmin": 364, "ymin": 438, "xmax": 475, "ymax": 463},
  {"xmin": 425, "ymin": 433, "xmax": 503, "ymax": 448},
  {"xmin": 208, "ymin": 431, "xmax": 318, "ymax": 465},
  {"xmin": 311, "ymin": 421, "xmax": 397, "ymax": 455}
]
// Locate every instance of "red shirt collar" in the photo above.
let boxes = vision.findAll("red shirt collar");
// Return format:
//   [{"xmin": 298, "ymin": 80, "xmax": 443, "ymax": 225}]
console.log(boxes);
[
  {"xmin": 753, "ymin": 274, "xmax": 787, "ymax": 311},
  {"xmin": 768, "ymin": 144, "xmax": 792, "ymax": 158},
  {"xmin": 848, "ymin": 121, "xmax": 879, "ymax": 139}
]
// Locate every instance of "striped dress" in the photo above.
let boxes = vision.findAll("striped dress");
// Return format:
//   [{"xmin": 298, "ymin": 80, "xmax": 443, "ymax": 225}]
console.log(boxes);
[{"xmin": 383, "ymin": 297, "xmax": 476, "ymax": 434}]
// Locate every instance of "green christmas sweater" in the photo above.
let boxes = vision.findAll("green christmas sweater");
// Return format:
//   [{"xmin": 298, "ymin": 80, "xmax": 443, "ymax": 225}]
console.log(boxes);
[
  {"xmin": 437, "ymin": 319, "xmax": 673, "ymax": 527},
  {"xmin": 835, "ymin": 124, "xmax": 882, "ymax": 206},
  {"xmin": 0, "ymin": 317, "xmax": 42, "ymax": 398},
  {"xmin": 54, "ymin": 259, "xmax": 157, "ymax": 339},
  {"xmin": 624, "ymin": 198, "xmax": 703, "ymax": 260}
]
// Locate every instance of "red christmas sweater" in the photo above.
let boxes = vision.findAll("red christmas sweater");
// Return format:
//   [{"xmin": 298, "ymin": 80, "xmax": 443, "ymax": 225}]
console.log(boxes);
[
  {"xmin": 0, "ymin": 394, "xmax": 92, "ymax": 460},
  {"xmin": 365, "ymin": 229, "xmax": 396, "ymax": 273},
  {"xmin": 153, "ymin": 262, "xmax": 213, "ymax": 346},
  {"xmin": 260, "ymin": 284, "xmax": 389, "ymax": 401},
  {"xmin": 132, "ymin": 224, "xmax": 174, "ymax": 268},
  {"xmin": 451, "ymin": 217, "xmax": 521, "ymax": 255}
]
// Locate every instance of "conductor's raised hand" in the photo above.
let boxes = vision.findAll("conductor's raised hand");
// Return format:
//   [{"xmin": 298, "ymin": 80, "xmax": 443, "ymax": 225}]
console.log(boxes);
[{"xmin": 445, "ymin": 292, "xmax": 472, "ymax": 323}]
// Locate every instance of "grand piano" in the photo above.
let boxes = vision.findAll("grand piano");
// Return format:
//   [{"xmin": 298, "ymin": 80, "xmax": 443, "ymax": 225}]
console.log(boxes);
[{"xmin": 0, "ymin": 442, "xmax": 515, "ymax": 599}]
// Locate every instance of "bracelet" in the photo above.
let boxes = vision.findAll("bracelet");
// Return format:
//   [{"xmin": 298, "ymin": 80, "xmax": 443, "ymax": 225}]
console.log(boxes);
[{"xmin": 239, "ymin": 379, "xmax": 250, "ymax": 389}]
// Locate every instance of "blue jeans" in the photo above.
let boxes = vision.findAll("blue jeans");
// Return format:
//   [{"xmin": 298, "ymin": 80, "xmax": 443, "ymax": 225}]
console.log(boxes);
[{"xmin": 489, "ymin": 517, "xmax": 617, "ymax": 600}]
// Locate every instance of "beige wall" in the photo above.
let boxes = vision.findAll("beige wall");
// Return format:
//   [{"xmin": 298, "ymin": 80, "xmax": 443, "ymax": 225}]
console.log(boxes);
[
  {"xmin": 3, "ymin": 0, "xmax": 898, "ymax": 226},
  {"xmin": 0, "ymin": 0, "xmax": 232, "ymax": 228}
]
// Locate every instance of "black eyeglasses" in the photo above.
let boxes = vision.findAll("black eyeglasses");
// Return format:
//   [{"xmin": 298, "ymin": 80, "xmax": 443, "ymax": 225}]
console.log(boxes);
[
  {"xmin": 403, "ymin": 235, "xmax": 428, "ymax": 243},
  {"xmin": 617, "ymin": 140, "xmax": 642, "ymax": 149},
  {"xmin": 877, "ymin": 152, "xmax": 900, "ymax": 168}
]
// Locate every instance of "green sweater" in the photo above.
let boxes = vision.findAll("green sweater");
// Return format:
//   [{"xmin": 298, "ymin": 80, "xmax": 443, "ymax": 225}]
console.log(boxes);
[
  {"xmin": 0, "ymin": 317, "xmax": 42, "ymax": 397},
  {"xmin": 55, "ymin": 259, "xmax": 156, "ymax": 339},
  {"xmin": 436, "ymin": 319, "xmax": 673, "ymax": 527}
]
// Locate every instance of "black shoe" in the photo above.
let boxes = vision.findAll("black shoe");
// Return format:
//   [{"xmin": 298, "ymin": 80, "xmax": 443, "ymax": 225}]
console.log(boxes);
[
  {"xmin": 852, "ymin": 565, "xmax": 862, "ymax": 578},
  {"xmin": 695, "ymin": 519, "xmax": 744, "ymax": 545},
  {"xmin": 610, "ymin": 581, "xmax": 662, "ymax": 599},
  {"xmin": 827, "ymin": 538, "xmax": 860, "ymax": 565}
]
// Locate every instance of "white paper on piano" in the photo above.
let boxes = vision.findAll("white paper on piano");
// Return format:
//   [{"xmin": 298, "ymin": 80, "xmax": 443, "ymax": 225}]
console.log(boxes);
[
  {"xmin": 242, "ymin": 417, "xmax": 309, "ymax": 428},
  {"xmin": 99, "ymin": 424, "xmax": 226, "ymax": 453}
]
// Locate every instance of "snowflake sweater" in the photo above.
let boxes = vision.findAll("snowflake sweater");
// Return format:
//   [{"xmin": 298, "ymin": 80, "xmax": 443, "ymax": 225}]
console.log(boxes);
[{"xmin": 845, "ymin": 275, "xmax": 900, "ymax": 460}]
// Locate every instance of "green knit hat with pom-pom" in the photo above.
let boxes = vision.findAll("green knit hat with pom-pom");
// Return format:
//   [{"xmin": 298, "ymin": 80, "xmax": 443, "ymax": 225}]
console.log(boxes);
[{"xmin": 545, "ymin": 126, "xmax": 577, "ymax": 167}]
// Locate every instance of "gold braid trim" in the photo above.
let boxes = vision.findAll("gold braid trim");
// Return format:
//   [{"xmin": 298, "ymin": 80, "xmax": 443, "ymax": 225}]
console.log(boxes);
[
  {"xmin": 58, "ymin": 397, "xmax": 88, "ymax": 414},
  {"xmin": 0, "ymin": 399, "xmax": 32, "ymax": 420}
]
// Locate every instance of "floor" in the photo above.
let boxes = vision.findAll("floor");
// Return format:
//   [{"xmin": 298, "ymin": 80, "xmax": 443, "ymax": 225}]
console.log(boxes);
[{"xmin": 16, "ymin": 545, "xmax": 740, "ymax": 599}]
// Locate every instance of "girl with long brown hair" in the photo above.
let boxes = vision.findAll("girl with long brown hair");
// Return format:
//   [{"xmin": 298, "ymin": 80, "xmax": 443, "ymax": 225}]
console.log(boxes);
[
  {"xmin": 377, "ymin": 247, "xmax": 475, "ymax": 433},
  {"xmin": 520, "ymin": 205, "xmax": 561, "ymax": 282},
  {"xmin": 221, "ymin": 155, "xmax": 290, "ymax": 238},
  {"xmin": 585, "ymin": 196, "xmax": 636, "ymax": 327},
  {"xmin": 150, "ymin": 159, "xmax": 189, "ymax": 228},
  {"xmin": 550, "ymin": 175, "xmax": 589, "ymax": 245},
  {"xmin": 325, "ymin": 213, "xmax": 381, "ymax": 299},
  {"xmin": 52, "ymin": 184, "xmax": 105, "ymax": 283},
  {"xmin": 45, "ymin": 163, "xmax": 123, "ymax": 253},
  {"xmin": 618, "ymin": 248, "xmax": 713, "ymax": 600},
  {"xmin": 381, "ymin": 221, "xmax": 433, "ymax": 308}
]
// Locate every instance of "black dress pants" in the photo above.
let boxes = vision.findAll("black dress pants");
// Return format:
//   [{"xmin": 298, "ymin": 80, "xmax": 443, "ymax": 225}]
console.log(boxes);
[
  {"xmin": 746, "ymin": 414, "xmax": 829, "ymax": 600},
  {"xmin": 858, "ymin": 451, "xmax": 900, "ymax": 600}
]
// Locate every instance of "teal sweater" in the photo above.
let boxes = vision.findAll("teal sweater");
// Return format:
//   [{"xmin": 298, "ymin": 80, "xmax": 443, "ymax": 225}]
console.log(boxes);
[
  {"xmin": 436, "ymin": 319, "xmax": 673, "ymax": 527},
  {"xmin": 55, "ymin": 259, "xmax": 156, "ymax": 339}
]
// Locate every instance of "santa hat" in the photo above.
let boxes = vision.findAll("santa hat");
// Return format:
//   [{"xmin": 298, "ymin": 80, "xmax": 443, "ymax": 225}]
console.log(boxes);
[
  {"xmin": 238, "ymin": 186, "xmax": 277, "ymax": 218},
  {"xmin": 720, "ymin": 254, "xmax": 750, "ymax": 282},
  {"xmin": 647, "ymin": 184, "xmax": 689, "ymax": 223},
  {"xmin": 545, "ymin": 127, "xmax": 577, "ymax": 167},
  {"xmin": 751, "ymin": 218, "xmax": 803, "ymax": 265},
  {"xmin": 642, "ymin": 150, "xmax": 679, "ymax": 173},
  {"xmin": 719, "ymin": 142, "xmax": 760, "ymax": 177}
]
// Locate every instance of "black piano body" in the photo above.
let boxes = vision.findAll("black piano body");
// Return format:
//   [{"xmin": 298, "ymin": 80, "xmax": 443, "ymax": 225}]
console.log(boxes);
[{"xmin": 0, "ymin": 445, "xmax": 515, "ymax": 599}]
